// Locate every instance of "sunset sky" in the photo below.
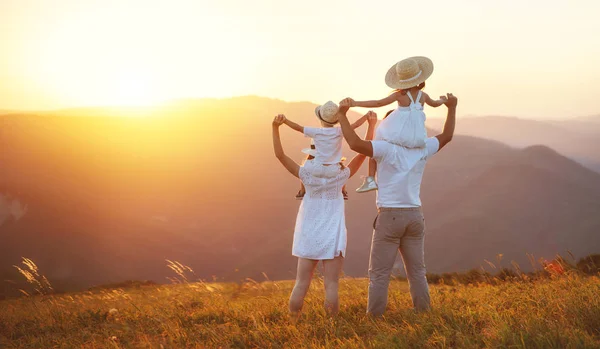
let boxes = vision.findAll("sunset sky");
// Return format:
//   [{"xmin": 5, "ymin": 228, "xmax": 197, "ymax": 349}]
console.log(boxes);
[{"xmin": 1, "ymin": 0, "xmax": 599, "ymax": 119}]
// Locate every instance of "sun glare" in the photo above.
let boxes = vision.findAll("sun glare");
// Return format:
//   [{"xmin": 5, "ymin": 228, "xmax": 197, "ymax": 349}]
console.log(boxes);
[{"xmin": 113, "ymin": 73, "xmax": 162, "ymax": 107}]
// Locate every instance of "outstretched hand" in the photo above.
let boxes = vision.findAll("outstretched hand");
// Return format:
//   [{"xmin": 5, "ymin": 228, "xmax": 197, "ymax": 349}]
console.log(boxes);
[
  {"xmin": 443, "ymin": 93, "xmax": 458, "ymax": 108},
  {"xmin": 272, "ymin": 114, "xmax": 286, "ymax": 127},
  {"xmin": 339, "ymin": 97, "xmax": 355, "ymax": 108},
  {"xmin": 366, "ymin": 111, "xmax": 378, "ymax": 125}
]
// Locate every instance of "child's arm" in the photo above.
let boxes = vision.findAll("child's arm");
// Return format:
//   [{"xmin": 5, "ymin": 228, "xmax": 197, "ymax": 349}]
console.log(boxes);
[
  {"xmin": 341, "ymin": 91, "xmax": 401, "ymax": 108},
  {"xmin": 283, "ymin": 118, "xmax": 304, "ymax": 133},
  {"xmin": 350, "ymin": 113, "xmax": 369, "ymax": 129},
  {"xmin": 424, "ymin": 92, "xmax": 448, "ymax": 108}
]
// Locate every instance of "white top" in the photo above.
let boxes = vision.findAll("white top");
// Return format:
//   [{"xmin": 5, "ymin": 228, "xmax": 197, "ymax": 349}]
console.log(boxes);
[
  {"xmin": 293, "ymin": 160, "xmax": 350, "ymax": 260},
  {"xmin": 372, "ymin": 137, "xmax": 440, "ymax": 208},
  {"xmin": 375, "ymin": 90, "xmax": 427, "ymax": 149},
  {"xmin": 303, "ymin": 127, "xmax": 343, "ymax": 164}
]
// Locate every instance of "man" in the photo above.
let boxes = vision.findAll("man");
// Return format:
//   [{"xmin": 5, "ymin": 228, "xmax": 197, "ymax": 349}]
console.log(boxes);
[{"xmin": 338, "ymin": 93, "xmax": 457, "ymax": 316}]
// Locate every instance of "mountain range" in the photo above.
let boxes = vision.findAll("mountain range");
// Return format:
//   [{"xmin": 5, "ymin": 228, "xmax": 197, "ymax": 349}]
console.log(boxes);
[
  {"xmin": 1, "ymin": 96, "xmax": 599, "ymax": 296},
  {"xmin": 426, "ymin": 115, "xmax": 600, "ymax": 172}
]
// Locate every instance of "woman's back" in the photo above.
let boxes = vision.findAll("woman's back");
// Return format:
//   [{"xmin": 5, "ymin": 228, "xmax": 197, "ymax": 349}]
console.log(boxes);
[
  {"xmin": 300, "ymin": 161, "xmax": 350, "ymax": 201},
  {"xmin": 293, "ymin": 161, "xmax": 350, "ymax": 260}
]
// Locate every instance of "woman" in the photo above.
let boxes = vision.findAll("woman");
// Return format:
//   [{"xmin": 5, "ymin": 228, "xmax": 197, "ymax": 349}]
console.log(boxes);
[{"xmin": 271, "ymin": 108, "xmax": 376, "ymax": 318}]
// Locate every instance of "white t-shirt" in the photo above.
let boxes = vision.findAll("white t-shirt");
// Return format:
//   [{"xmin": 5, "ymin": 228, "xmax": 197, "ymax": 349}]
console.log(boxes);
[
  {"xmin": 303, "ymin": 127, "xmax": 343, "ymax": 164},
  {"xmin": 372, "ymin": 137, "xmax": 440, "ymax": 208}
]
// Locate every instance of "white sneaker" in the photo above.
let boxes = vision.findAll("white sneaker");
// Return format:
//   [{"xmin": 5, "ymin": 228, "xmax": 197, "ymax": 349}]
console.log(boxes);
[{"xmin": 356, "ymin": 176, "xmax": 378, "ymax": 193}]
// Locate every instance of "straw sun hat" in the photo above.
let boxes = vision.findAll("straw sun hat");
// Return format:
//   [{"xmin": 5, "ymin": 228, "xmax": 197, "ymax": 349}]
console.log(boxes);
[
  {"xmin": 314, "ymin": 101, "xmax": 339, "ymax": 125},
  {"xmin": 385, "ymin": 56, "xmax": 434, "ymax": 90}
]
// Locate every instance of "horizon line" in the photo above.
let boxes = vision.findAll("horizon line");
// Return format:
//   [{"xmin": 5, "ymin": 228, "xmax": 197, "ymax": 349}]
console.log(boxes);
[{"xmin": 1, "ymin": 95, "xmax": 598, "ymax": 121}]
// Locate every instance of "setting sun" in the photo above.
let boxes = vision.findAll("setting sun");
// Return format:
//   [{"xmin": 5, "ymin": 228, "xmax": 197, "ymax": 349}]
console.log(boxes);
[{"xmin": 113, "ymin": 71, "xmax": 161, "ymax": 106}]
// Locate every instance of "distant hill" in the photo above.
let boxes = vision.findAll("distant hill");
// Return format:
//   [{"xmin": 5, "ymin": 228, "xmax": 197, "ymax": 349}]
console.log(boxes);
[
  {"xmin": 1, "ymin": 96, "xmax": 599, "ymax": 295},
  {"xmin": 426, "ymin": 116, "xmax": 600, "ymax": 172}
]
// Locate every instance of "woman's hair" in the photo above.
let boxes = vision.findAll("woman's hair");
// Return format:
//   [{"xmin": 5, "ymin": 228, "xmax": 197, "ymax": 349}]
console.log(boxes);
[{"xmin": 384, "ymin": 110, "xmax": 394, "ymax": 119}]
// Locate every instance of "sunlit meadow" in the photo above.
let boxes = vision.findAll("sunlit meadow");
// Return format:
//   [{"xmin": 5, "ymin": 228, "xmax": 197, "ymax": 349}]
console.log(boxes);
[{"xmin": 1, "ymin": 258, "xmax": 599, "ymax": 348}]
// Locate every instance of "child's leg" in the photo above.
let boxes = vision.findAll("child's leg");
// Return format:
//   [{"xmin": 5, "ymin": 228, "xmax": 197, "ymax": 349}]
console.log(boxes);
[
  {"xmin": 368, "ymin": 158, "xmax": 377, "ymax": 178},
  {"xmin": 289, "ymin": 258, "xmax": 319, "ymax": 316},
  {"xmin": 356, "ymin": 159, "xmax": 378, "ymax": 193},
  {"xmin": 296, "ymin": 182, "xmax": 306, "ymax": 199},
  {"xmin": 296, "ymin": 156, "xmax": 308, "ymax": 199}
]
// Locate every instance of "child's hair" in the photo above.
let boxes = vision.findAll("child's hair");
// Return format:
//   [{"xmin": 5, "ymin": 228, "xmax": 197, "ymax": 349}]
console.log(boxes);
[
  {"xmin": 383, "ymin": 110, "xmax": 394, "ymax": 119},
  {"xmin": 391, "ymin": 82, "xmax": 426, "ymax": 95}
]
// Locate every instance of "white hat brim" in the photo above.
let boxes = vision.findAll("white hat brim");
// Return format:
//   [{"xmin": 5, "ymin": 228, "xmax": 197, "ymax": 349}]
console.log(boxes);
[
  {"xmin": 301, "ymin": 148, "xmax": 317, "ymax": 157},
  {"xmin": 385, "ymin": 56, "xmax": 434, "ymax": 90}
]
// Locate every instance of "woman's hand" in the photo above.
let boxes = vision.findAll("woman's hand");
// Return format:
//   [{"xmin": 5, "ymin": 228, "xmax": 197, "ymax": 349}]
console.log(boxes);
[
  {"xmin": 366, "ymin": 111, "xmax": 378, "ymax": 125},
  {"xmin": 272, "ymin": 114, "xmax": 286, "ymax": 127}
]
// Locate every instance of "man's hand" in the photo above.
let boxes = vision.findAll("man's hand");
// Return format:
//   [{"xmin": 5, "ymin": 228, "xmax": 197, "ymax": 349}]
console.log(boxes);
[
  {"xmin": 366, "ymin": 111, "xmax": 378, "ymax": 126},
  {"xmin": 272, "ymin": 114, "xmax": 285, "ymax": 127},
  {"xmin": 443, "ymin": 93, "xmax": 457, "ymax": 108},
  {"xmin": 339, "ymin": 97, "xmax": 355, "ymax": 108},
  {"xmin": 436, "ymin": 93, "xmax": 457, "ymax": 151}
]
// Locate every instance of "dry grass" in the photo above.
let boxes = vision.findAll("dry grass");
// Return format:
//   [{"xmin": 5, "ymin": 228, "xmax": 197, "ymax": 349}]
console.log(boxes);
[{"xmin": 1, "ymin": 274, "xmax": 599, "ymax": 348}]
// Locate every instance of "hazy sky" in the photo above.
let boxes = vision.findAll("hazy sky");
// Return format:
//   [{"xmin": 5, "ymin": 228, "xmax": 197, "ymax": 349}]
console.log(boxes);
[{"xmin": 1, "ymin": 0, "xmax": 599, "ymax": 118}]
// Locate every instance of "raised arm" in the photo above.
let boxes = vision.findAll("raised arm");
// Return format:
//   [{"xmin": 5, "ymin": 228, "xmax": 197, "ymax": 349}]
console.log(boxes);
[
  {"xmin": 283, "ymin": 118, "xmax": 304, "ymax": 133},
  {"xmin": 341, "ymin": 91, "xmax": 401, "ymax": 109},
  {"xmin": 424, "ymin": 92, "xmax": 446, "ymax": 108},
  {"xmin": 347, "ymin": 112, "xmax": 377, "ymax": 177},
  {"xmin": 350, "ymin": 113, "xmax": 369, "ymax": 129},
  {"xmin": 435, "ymin": 93, "xmax": 457, "ymax": 151},
  {"xmin": 272, "ymin": 114, "xmax": 300, "ymax": 177},
  {"xmin": 337, "ymin": 102, "xmax": 374, "ymax": 157}
]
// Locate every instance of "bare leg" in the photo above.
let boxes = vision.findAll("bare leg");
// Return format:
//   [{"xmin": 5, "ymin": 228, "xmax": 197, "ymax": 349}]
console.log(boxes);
[
  {"xmin": 322, "ymin": 255, "xmax": 344, "ymax": 316},
  {"xmin": 369, "ymin": 158, "xmax": 377, "ymax": 177},
  {"xmin": 289, "ymin": 258, "xmax": 319, "ymax": 316},
  {"xmin": 296, "ymin": 155, "xmax": 312, "ymax": 199},
  {"xmin": 296, "ymin": 182, "xmax": 306, "ymax": 199}
]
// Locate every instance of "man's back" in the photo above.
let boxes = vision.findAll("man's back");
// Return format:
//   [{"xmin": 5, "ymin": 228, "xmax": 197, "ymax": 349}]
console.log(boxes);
[{"xmin": 372, "ymin": 137, "xmax": 440, "ymax": 208}]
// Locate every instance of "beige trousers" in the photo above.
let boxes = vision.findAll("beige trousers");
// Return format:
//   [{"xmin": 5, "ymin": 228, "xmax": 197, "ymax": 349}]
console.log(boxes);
[{"xmin": 367, "ymin": 207, "xmax": 431, "ymax": 316}]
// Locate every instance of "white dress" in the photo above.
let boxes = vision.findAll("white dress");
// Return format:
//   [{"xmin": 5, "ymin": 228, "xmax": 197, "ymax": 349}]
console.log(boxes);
[
  {"xmin": 292, "ymin": 160, "xmax": 350, "ymax": 260},
  {"xmin": 376, "ymin": 90, "xmax": 427, "ymax": 148}
]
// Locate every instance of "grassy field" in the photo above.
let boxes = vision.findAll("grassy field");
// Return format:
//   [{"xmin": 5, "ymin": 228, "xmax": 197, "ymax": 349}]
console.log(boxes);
[{"xmin": 1, "ymin": 274, "xmax": 599, "ymax": 348}]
